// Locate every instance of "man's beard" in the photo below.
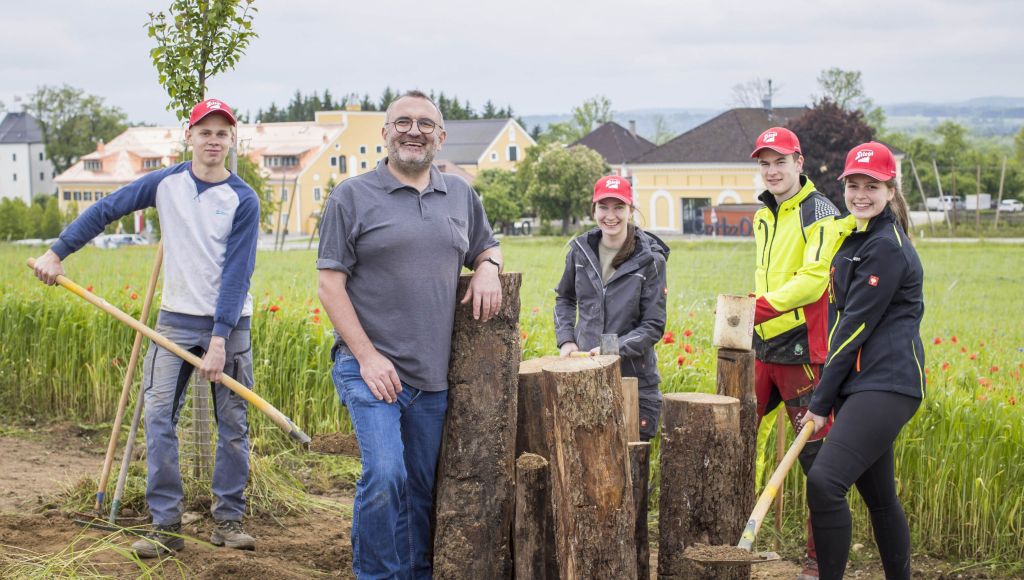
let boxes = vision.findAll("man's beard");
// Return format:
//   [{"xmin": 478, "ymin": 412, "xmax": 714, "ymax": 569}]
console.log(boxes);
[{"xmin": 388, "ymin": 137, "xmax": 435, "ymax": 174}]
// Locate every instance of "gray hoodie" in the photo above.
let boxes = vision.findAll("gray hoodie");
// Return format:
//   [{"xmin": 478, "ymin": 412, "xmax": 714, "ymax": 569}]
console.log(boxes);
[{"xmin": 554, "ymin": 228, "xmax": 670, "ymax": 386}]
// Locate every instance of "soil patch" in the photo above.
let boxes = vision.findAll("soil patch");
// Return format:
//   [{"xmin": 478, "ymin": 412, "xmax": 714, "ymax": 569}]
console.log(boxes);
[{"xmin": 308, "ymin": 433, "xmax": 360, "ymax": 457}]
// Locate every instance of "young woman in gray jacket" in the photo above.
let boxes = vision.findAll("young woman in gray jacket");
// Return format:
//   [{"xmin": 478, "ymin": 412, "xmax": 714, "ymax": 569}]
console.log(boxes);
[{"xmin": 554, "ymin": 175, "xmax": 671, "ymax": 441}]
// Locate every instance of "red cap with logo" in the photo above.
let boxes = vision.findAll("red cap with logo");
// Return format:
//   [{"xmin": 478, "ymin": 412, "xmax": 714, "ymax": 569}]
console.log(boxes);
[
  {"xmin": 188, "ymin": 98, "xmax": 237, "ymax": 128},
  {"xmin": 750, "ymin": 127, "xmax": 801, "ymax": 158},
  {"xmin": 838, "ymin": 142, "xmax": 897, "ymax": 181},
  {"xmin": 593, "ymin": 175, "xmax": 633, "ymax": 204}
]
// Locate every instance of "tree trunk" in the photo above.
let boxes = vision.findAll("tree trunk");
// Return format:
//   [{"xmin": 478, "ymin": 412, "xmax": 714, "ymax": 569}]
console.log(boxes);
[
  {"xmin": 433, "ymin": 273, "xmax": 522, "ymax": 580},
  {"xmin": 621, "ymin": 376, "xmax": 640, "ymax": 443},
  {"xmin": 516, "ymin": 356, "xmax": 560, "ymax": 460},
  {"xmin": 541, "ymin": 356, "xmax": 637, "ymax": 580},
  {"xmin": 658, "ymin": 393, "xmax": 749, "ymax": 580},
  {"xmin": 514, "ymin": 453, "xmax": 560, "ymax": 580},
  {"xmin": 716, "ymin": 348, "xmax": 757, "ymax": 517},
  {"xmin": 630, "ymin": 441, "xmax": 651, "ymax": 580}
]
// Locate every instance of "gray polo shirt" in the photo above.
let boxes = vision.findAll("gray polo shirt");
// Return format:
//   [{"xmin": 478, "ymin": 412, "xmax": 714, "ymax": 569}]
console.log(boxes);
[{"xmin": 316, "ymin": 159, "xmax": 499, "ymax": 391}]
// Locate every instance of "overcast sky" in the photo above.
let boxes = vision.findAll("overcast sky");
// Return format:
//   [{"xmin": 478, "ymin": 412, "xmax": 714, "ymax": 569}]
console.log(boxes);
[{"xmin": 2, "ymin": 0, "xmax": 1022, "ymax": 126}]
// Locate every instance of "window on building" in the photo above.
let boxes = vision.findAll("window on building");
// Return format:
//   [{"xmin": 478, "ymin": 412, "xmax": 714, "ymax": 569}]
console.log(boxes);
[
  {"xmin": 508, "ymin": 146, "xmax": 518, "ymax": 162},
  {"xmin": 360, "ymin": 161, "xmax": 367, "ymax": 169},
  {"xmin": 84, "ymin": 159, "xmax": 102, "ymax": 171},
  {"xmin": 339, "ymin": 156, "xmax": 347, "ymax": 173},
  {"xmin": 96, "ymin": 192, "xmax": 105, "ymax": 200},
  {"xmin": 281, "ymin": 187, "xmax": 288, "ymax": 202},
  {"xmin": 490, "ymin": 151, "xmax": 498, "ymax": 161},
  {"xmin": 142, "ymin": 158, "xmax": 161, "ymax": 169},
  {"xmin": 39, "ymin": 172, "xmax": 44, "ymax": 181},
  {"xmin": 263, "ymin": 156, "xmax": 299, "ymax": 168},
  {"xmin": 39, "ymin": 152, "xmax": 44, "ymax": 161},
  {"xmin": 330, "ymin": 156, "xmax": 337, "ymax": 167},
  {"xmin": 74, "ymin": 191, "xmax": 81, "ymax": 200},
  {"xmin": 84, "ymin": 191, "xmax": 93, "ymax": 201},
  {"xmin": 359, "ymin": 145, "xmax": 367, "ymax": 154},
  {"xmin": 63, "ymin": 191, "xmax": 71, "ymax": 201},
  {"xmin": 11, "ymin": 153, "xmax": 15, "ymax": 162},
  {"xmin": 12, "ymin": 173, "xmax": 16, "ymax": 182},
  {"xmin": 376, "ymin": 145, "xmax": 383, "ymax": 153},
  {"xmin": 314, "ymin": 187, "xmax": 322, "ymax": 201}
]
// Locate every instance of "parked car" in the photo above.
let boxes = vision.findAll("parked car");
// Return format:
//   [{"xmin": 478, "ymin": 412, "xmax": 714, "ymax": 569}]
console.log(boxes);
[
  {"xmin": 998, "ymin": 199, "xmax": 1024, "ymax": 213},
  {"xmin": 93, "ymin": 234, "xmax": 149, "ymax": 249}
]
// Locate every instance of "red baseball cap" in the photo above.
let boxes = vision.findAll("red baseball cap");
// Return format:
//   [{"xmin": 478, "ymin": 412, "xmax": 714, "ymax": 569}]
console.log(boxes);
[
  {"xmin": 593, "ymin": 175, "xmax": 633, "ymax": 204},
  {"xmin": 838, "ymin": 142, "xmax": 897, "ymax": 181},
  {"xmin": 188, "ymin": 98, "xmax": 237, "ymax": 128},
  {"xmin": 750, "ymin": 127, "xmax": 801, "ymax": 158}
]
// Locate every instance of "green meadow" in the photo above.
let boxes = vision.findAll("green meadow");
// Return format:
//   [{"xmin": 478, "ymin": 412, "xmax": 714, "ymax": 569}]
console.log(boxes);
[{"xmin": 1, "ymin": 238, "xmax": 1021, "ymax": 568}]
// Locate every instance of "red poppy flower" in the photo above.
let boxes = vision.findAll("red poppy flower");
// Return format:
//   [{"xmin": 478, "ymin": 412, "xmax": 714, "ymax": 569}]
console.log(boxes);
[
  {"xmin": 662, "ymin": 332, "xmax": 675, "ymax": 345},
  {"xmin": 86, "ymin": 285, "xmax": 94, "ymax": 292},
  {"xmin": 961, "ymin": 347, "xmax": 968, "ymax": 353},
  {"xmin": 969, "ymin": 353, "xmax": 977, "ymax": 360},
  {"xmin": 532, "ymin": 306, "xmax": 540, "ymax": 314},
  {"xmin": 521, "ymin": 331, "xmax": 528, "ymax": 341},
  {"xmin": 978, "ymin": 377, "xmax": 990, "ymax": 387},
  {"xmin": 989, "ymin": 365, "xmax": 999, "ymax": 373},
  {"xmin": 684, "ymin": 344, "xmax": 694, "ymax": 354},
  {"xmin": 683, "ymin": 329, "xmax": 693, "ymax": 337},
  {"xmin": 313, "ymin": 307, "xmax": 320, "ymax": 314},
  {"xmin": 269, "ymin": 304, "xmax": 280, "ymax": 313},
  {"xmin": 130, "ymin": 292, "xmax": 139, "ymax": 300},
  {"xmin": 1009, "ymin": 396, "xmax": 1017, "ymax": 406},
  {"xmin": 950, "ymin": 335, "xmax": 958, "ymax": 344},
  {"xmin": 676, "ymin": 355, "xmax": 686, "ymax": 366},
  {"xmin": 933, "ymin": 337, "xmax": 942, "ymax": 345},
  {"xmin": 311, "ymin": 315, "xmax": 321, "ymax": 324},
  {"xmin": 941, "ymin": 362, "xmax": 950, "ymax": 371}
]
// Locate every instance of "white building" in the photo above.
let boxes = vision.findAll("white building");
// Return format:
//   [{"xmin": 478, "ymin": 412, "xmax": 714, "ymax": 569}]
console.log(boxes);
[{"xmin": 0, "ymin": 112, "xmax": 56, "ymax": 204}]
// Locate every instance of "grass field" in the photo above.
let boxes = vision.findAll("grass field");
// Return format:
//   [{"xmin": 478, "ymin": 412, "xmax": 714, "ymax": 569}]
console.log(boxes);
[{"xmin": 1, "ymin": 238, "xmax": 1021, "ymax": 569}]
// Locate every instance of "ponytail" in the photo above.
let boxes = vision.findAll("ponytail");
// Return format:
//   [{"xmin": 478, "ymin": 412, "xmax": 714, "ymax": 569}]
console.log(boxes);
[
  {"xmin": 886, "ymin": 179, "xmax": 911, "ymax": 238},
  {"xmin": 611, "ymin": 222, "xmax": 637, "ymax": 268}
]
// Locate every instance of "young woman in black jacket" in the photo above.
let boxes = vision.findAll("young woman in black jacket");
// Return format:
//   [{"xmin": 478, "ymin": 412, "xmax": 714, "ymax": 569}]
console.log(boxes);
[
  {"xmin": 800, "ymin": 142, "xmax": 925, "ymax": 579},
  {"xmin": 554, "ymin": 175, "xmax": 670, "ymax": 441}
]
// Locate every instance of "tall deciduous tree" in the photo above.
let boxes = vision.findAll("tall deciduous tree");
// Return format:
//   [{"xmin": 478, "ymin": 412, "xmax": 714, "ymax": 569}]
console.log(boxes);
[
  {"xmin": 475, "ymin": 169, "xmax": 523, "ymax": 230},
  {"xmin": 814, "ymin": 67, "xmax": 886, "ymax": 130},
  {"xmin": 787, "ymin": 99, "xmax": 874, "ymax": 207},
  {"xmin": 147, "ymin": 0, "xmax": 258, "ymax": 121},
  {"xmin": 26, "ymin": 85, "xmax": 129, "ymax": 173},
  {"xmin": 539, "ymin": 96, "xmax": 613, "ymax": 145},
  {"xmin": 519, "ymin": 144, "xmax": 608, "ymax": 235}
]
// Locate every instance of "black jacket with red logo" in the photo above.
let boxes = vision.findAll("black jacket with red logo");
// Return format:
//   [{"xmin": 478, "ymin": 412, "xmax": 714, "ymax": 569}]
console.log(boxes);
[{"xmin": 809, "ymin": 207, "xmax": 926, "ymax": 416}]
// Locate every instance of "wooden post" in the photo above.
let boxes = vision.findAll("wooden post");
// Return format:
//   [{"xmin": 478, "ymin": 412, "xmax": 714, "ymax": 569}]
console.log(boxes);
[
  {"xmin": 933, "ymin": 159, "xmax": 952, "ymax": 234},
  {"xmin": 909, "ymin": 157, "xmax": 931, "ymax": 229},
  {"xmin": 658, "ymin": 393, "xmax": 749, "ymax": 580},
  {"xmin": 541, "ymin": 356, "xmax": 637, "ymax": 580},
  {"xmin": 630, "ymin": 441, "xmax": 651, "ymax": 580},
  {"xmin": 516, "ymin": 356, "xmax": 560, "ymax": 460},
  {"xmin": 621, "ymin": 376, "xmax": 640, "ymax": 443},
  {"xmin": 774, "ymin": 409, "xmax": 786, "ymax": 551},
  {"xmin": 715, "ymin": 348, "xmax": 757, "ymax": 518},
  {"xmin": 433, "ymin": 273, "xmax": 522, "ymax": 580},
  {"xmin": 993, "ymin": 156, "xmax": 1007, "ymax": 230},
  {"xmin": 975, "ymin": 164, "xmax": 982, "ymax": 230},
  {"xmin": 514, "ymin": 453, "xmax": 559, "ymax": 580}
]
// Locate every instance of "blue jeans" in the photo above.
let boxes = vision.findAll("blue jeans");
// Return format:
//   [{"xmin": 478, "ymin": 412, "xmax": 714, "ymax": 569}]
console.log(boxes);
[
  {"xmin": 332, "ymin": 355, "xmax": 448, "ymax": 580},
  {"xmin": 141, "ymin": 324, "xmax": 252, "ymax": 525}
]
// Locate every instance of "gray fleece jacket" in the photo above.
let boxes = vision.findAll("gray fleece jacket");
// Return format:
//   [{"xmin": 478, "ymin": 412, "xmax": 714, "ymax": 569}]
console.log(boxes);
[{"xmin": 554, "ymin": 228, "xmax": 670, "ymax": 386}]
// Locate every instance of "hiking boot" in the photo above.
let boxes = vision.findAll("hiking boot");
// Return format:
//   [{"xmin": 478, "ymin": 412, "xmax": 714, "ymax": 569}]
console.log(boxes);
[
  {"xmin": 210, "ymin": 519, "xmax": 256, "ymax": 550},
  {"xmin": 796, "ymin": 555, "xmax": 819, "ymax": 579},
  {"xmin": 132, "ymin": 522, "xmax": 185, "ymax": 558}
]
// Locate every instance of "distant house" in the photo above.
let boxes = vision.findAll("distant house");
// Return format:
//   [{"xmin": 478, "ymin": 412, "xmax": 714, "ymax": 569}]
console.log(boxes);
[
  {"xmin": 0, "ymin": 112, "xmax": 56, "ymax": 204},
  {"xmin": 440, "ymin": 118, "xmax": 536, "ymax": 177},
  {"xmin": 570, "ymin": 121, "xmax": 655, "ymax": 177}
]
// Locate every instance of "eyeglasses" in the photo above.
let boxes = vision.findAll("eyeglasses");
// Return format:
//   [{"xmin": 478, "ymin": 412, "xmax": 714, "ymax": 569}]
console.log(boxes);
[{"xmin": 386, "ymin": 117, "xmax": 442, "ymax": 134}]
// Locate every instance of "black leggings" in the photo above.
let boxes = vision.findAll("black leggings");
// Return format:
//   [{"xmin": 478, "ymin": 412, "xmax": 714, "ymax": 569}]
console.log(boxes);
[{"xmin": 805, "ymin": 390, "xmax": 920, "ymax": 580}]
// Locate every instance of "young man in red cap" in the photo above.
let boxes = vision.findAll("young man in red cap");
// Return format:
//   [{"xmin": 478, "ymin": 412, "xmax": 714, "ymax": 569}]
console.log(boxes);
[
  {"xmin": 750, "ymin": 127, "xmax": 843, "ymax": 579},
  {"xmin": 33, "ymin": 98, "xmax": 261, "ymax": 558}
]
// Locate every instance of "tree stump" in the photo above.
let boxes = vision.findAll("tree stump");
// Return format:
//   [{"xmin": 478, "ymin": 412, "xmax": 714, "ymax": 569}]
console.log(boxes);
[
  {"xmin": 433, "ymin": 273, "xmax": 522, "ymax": 580},
  {"xmin": 541, "ymin": 356, "xmax": 637, "ymax": 580},
  {"xmin": 716, "ymin": 348, "xmax": 757, "ymax": 516},
  {"xmin": 516, "ymin": 356, "xmax": 560, "ymax": 460},
  {"xmin": 621, "ymin": 376, "xmax": 641, "ymax": 443},
  {"xmin": 658, "ymin": 393, "xmax": 749, "ymax": 580},
  {"xmin": 514, "ymin": 453, "xmax": 559, "ymax": 580},
  {"xmin": 629, "ymin": 441, "xmax": 651, "ymax": 580}
]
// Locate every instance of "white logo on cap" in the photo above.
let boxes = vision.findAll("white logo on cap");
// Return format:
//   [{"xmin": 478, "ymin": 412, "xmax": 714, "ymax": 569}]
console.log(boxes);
[
  {"xmin": 856, "ymin": 149, "xmax": 874, "ymax": 163},
  {"xmin": 206, "ymin": 100, "xmax": 223, "ymax": 110},
  {"xmin": 605, "ymin": 178, "xmax": 621, "ymax": 189},
  {"xmin": 763, "ymin": 131, "xmax": 778, "ymax": 143}
]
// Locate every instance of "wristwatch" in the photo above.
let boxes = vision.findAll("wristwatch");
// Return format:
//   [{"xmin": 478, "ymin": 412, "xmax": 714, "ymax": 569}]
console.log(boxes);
[{"xmin": 482, "ymin": 257, "xmax": 502, "ymax": 273}]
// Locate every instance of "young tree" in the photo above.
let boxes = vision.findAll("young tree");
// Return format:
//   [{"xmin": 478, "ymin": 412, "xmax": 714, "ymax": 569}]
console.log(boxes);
[
  {"xmin": 26, "ymin": 85, "xmax": 129, "ymax": 173},
  {"xmin": 538, "ymin": 96, "xmax": 614, "ymax": 144},
  {"xmin": 519, "ymin": 144, "xmax": 609, "ymax": 235},
  {"xmin": 814, "ymin": 68, "xmax": 886, "ymax": 130},
  {"xmin": 650, "ymin": 115, "xmax": 674, "ymax": 145},
  {"xmin": 474, "ymin": 169, "xmax": 522, "ymax": 230},
  {"xmin": 147, "ymin": 0, "xmax": 258, "ymax": 121},
  {"xmin": 787, "ymin": 99, "xmax": 874, "ymax": 207}
]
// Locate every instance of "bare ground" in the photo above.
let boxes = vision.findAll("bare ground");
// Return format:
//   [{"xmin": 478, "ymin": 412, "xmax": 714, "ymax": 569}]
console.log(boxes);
[{"xmin": 0, "ymin": 424, "xmax": 1012, "ymax": 579}]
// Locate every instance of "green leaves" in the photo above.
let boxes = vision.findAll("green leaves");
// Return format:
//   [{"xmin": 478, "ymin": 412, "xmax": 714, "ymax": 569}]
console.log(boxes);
[
  {"xmin": 25, "ymin": 84, "xmax": 129, "ymax": 174},
  {"xmin": 518, "ymin": 143, "xmax": 609, "ymax": 235}
]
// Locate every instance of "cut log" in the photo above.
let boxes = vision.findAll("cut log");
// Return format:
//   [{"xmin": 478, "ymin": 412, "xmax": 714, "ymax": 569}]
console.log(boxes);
[
  {"xmin": 716, "ymin": 348, "xmax": 757, "ymax": 516},
  {"xmin": 629, "ymin": 441, "xmax": 651, "ymax": 580},
  {"xmin": 621, "ymin": 376, "xmax": 640, "ymax": 443},
  {"xmin": 433, "ymin": 273, "xmax": 522, "ymax": 580},
  {"xmin": 516, "ymin": 356, "xmax": 560, "ymax": 460},
  {"xmin": 658, "ymin": 393, "xmax": 749, "ymax": 580},
  {"xmin": 514, "ymin": 453, "xmax": 559, "ymax": 580},
  {"xmin": 541, "ymin": 355, "xmax": 637, "ymax": 580}
]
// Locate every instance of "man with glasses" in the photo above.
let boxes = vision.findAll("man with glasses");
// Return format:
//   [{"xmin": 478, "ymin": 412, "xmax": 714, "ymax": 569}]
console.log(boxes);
[{"xmin": 317, "ymin": 90, "xmax": 503, "ymax": 579}]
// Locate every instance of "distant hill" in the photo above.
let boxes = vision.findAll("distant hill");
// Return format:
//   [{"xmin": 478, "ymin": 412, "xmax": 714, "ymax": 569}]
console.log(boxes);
[{"xmin": 523, "ymin": 97, "xmax": 1024, "ymax": 142}]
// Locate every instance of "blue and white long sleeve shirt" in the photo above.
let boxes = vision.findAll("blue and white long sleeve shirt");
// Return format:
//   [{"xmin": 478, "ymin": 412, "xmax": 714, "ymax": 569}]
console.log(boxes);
[{"xmin": 52, "ymin": 162, "xmax": 260, "ymax": 338}]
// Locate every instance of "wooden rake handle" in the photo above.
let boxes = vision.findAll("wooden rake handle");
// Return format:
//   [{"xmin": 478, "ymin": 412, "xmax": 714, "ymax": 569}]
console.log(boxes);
[
  {"xmin": 737, "ymin": 421, "xmax": 816, "ymax": 551},
  {"xmin": 27, "ymin": 258, "xmax": 311, "ymax": 445}
]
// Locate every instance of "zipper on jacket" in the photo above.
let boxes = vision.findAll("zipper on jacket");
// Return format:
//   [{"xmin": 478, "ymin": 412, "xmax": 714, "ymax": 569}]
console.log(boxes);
[
  {"xmin": 573, "ymin": 239, "xmax": 606, "ymax": 296},
  {"xmin": 758, "ymin": 219, "xmax": 770, "ymax": 266},
  {"xmin": 815, "ymin": 227, "xmax": 824, "ymax": 261},
  {"xmin": 855, "ymin": 347, "xmax": 862, "ymax": 372}
]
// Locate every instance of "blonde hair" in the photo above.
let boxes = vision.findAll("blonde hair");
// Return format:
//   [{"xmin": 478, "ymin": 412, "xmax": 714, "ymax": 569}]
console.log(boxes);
[{"xmin": 886, "ymin": 179, "xmax": 911, "ymax": 237}]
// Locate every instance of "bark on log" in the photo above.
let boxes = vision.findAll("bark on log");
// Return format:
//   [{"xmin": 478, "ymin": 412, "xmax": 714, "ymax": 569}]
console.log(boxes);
[
  {"xmin": 514, "ymin": 453, "xmax": 559, "ymax": 580},
  {"xmin": 629, "ymin": 441, "xmax": 651, "ymax": 580},
  {"xmin": 658, "ymin": 393, "xmax": 749, "ymax": 580},
  {"xmin": 716, "ymin": 348, "xmax": 757, "ymax": 517},
  {"xmin": 516, "ymin": 356, "xmax": 560, "ymax": 460},
  {"xmin": 621, "ymin": 376, "xmax": 641, "ymax": 443},
  {"xmin": 433, "ymin": 273, "xmax": 522, "ymax": 580},
  {"xmin": 541, "ymin": 356, "xmax": 637, "ymax": 580}
]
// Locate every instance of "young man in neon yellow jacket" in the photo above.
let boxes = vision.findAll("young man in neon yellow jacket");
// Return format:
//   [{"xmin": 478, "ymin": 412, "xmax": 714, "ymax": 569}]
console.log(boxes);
[{"xmin": 750, "ymin": 127, "xmax": 845, "ymax": 580}]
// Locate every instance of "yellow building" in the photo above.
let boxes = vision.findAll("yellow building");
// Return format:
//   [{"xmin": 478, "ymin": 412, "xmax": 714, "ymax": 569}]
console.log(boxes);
[{"xmin": 57, "ymin": 108, "xmax": 535, "ymax": 235}]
